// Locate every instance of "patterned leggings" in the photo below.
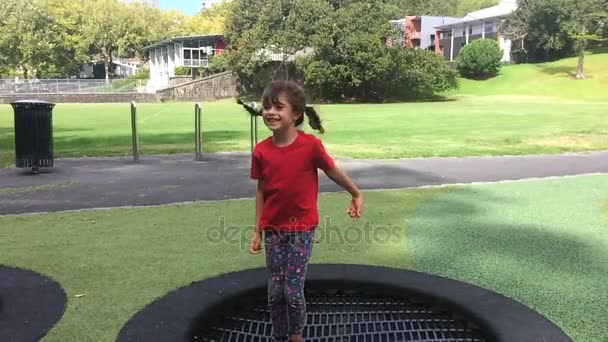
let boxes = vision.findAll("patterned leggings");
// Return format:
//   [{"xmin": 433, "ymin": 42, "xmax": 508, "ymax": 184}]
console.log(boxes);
[{"xmin": 264, "ymin": 230, "xmax": 315, "ymax": 341}]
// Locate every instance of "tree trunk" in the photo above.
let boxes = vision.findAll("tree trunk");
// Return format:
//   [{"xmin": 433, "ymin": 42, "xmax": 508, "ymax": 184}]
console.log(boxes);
[
  {"xmin": 283, "ymin": 60, "xmax": 289, "ymax": 80},
  {"xmin": 103, "ymin": 46, "xmax": 111, "ymax": 84},
  {"xmin": 576, "ymin": 49, "xmax": 585, "ymax": 79},
  {"xmin": 104, "ymin": 61, "xmax": 110, "ymax": 84}
]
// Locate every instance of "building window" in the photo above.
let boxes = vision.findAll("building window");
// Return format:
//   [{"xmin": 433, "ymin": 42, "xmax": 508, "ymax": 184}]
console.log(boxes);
[
  {"xmin": 469, "ymin": 26, "xmax": 473, "ymax": 35},
  {"xmin": 182, "ymin": 48, "xmax": 210, "ymax": 68},
  {"xmin": 484, "ymin": 22, "xmax": 495, "ymax": 32}
]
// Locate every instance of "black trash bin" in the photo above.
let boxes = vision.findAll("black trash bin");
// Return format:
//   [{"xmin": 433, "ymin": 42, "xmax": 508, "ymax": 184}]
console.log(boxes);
[{"xmin": 10, "ymin": 100, "xmax": 55, "ymax": 173}]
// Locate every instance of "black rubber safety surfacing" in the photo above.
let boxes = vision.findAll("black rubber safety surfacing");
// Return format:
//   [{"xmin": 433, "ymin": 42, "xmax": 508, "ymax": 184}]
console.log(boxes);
[
  {"xmin": 118, "ymin": 264, "xmax": 572, "ymax": 342},
  {"xmin": 0, "ymin": 265, "xmax": 67, "ymax": 342}
]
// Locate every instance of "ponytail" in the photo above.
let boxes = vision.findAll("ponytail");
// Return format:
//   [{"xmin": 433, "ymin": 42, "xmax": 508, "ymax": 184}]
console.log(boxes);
[
  {"xmin": 236, "ymin": 98, "xmax": 263, "ymax": 117},
  {"xmin": 304, "ymin": 105, "xmax": 325, "ymax": 134}
]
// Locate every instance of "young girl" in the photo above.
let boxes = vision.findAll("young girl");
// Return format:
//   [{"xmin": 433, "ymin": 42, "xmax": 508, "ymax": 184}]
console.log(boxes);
[{"xmin": 248, "ymin": 81, "xmax": 363, "ymax": 342}]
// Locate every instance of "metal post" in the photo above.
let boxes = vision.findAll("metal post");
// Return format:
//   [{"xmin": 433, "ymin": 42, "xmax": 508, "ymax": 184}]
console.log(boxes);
[
  {"xmin": 195, "ymin": 103, "xmax": 203, "ymax": 161},
  {"xmin": 450, "ymin": 28, "xmax": 455, "ymax": 62},
  {"xmin": 131, "ymin": 101, "xmax": 140, "ymax": 162}
]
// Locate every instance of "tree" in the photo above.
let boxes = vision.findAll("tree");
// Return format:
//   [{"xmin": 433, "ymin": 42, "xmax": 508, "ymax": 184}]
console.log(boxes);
[
  {"xmin": 387, "ymin": 0, "xmax": 498, "ymax": 17},
  {"xmin": 456, "ymin": 39, "xmax": 503, "ymax": 79},
  {"xmin": 223, "ymin": 0, "xmax": 266, "ymax": 75},
  {"xmin": 224, "ymin": 0, "xmax": 457, "ymax": 101},
  {"xmin": 300, "ymin": 1, "xmax": 401, "ymax": 100},
  {"xmin": 180, "ymin": 1, "xmax": 231, "ymax": 35},
  {"xmin": 564, "ymin": 0, "xmax": 608, "ymax": 79},
  {"xmin": 502, "ymin": 0, "xmax": 574, "ymax": 62},
  {"xmin": 81, "ymin": 0, "xmax": 122, "ymax": 82},
  {"xmin": 81, "ymin": 0, "xmax": 157, "ymax": 83},
  {"xmin": 384, "ymin": 48, "xmax": 458, "ymax": 99},
  {"xmin": 0, "ymin": 0, "xmax": 29, "ymax": 76},
  {"xmin": 40, "ymin": 0, "xmax": 90, "ymax": 77},
  {"xmin": 0, "ymin": 0, "xmax": 88, "ymax": 78},
  {"xmin": 455, "ymin": 0, "xmax": 498, "ymax": 17},
  {"xmin": 503, "ymin": 0, "xmax": 607, "ymax": 73}
]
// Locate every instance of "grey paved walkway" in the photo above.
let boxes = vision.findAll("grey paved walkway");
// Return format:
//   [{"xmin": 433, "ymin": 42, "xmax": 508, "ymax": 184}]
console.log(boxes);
[{"xmin": 0, "ymin": 151, "xmax": 607, "ymax": 215}]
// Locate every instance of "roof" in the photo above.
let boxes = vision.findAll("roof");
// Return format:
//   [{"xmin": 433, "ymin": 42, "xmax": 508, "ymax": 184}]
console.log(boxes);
[
  {"xmin": 390, "ymin": 15, "xmax": 460, "ymax": 24},
  {"xmin": 435, "ymin": 0, "xmax": 517, "ymax": 30},
  {"xmin": 143, "ymin": 34, "xmax": 224, "ymax": 51}
]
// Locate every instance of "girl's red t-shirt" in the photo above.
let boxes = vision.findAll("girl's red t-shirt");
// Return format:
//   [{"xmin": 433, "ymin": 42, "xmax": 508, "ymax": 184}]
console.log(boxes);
[{"xmin": 251, "ymin": 130, "xmax": 336, "ymax": 232}]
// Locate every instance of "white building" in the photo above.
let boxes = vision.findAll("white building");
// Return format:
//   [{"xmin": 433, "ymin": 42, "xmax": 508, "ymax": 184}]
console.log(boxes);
[
  {"xmin": 434, "ymin": 0, "xmax": 518, "ymax": 62},
  {"xmin": 143, "ymin": 35, "xmax": 226, "ymax": 92}
]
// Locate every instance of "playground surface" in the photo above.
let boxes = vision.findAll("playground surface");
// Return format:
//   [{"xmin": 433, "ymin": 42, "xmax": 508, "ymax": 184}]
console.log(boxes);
[{"xmin": 1, "ymin": 150, "xmax": 607, "ymax": 215}]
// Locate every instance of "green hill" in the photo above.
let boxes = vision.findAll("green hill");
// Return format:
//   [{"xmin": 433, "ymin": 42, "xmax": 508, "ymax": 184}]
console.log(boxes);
[{"xmin": 449, "ymin": 52, "xmax": 608, "ymax": 101}]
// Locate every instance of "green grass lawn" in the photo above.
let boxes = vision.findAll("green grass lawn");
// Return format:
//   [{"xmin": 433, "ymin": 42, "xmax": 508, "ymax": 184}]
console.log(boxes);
[
  {"xmin": 450, "ymin": 52, "xmax": 608, "ymax": 101},
  {"xmin": 0, "ymin": 175, "xmax": 607, "ymax": 341},
  {"xmin": 1, "ymin": 94, "xmax": 607, "ymax": 168}
]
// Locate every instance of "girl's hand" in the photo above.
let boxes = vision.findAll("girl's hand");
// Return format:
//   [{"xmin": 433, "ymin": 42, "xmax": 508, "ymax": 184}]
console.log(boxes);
[
  {"xmin": 347, "ymin": 195, "xmax": 363, "ymax": 219},
  {"xmin": 250, "ymin": 230, "xmax": 262, "ymax": 254}
]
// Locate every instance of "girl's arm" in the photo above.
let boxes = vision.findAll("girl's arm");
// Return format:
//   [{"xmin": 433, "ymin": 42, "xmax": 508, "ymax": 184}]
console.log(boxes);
[
  {"xmin": 255, "ymin": 180, "xmax": 264, "ymax": 232},
  {"xmin": 324, "ymin": 167, "xmax": 363, "ymax": 219},
  {"xmin": 250, "ymin": 180, "xmax": 265, "ymax": 255}
]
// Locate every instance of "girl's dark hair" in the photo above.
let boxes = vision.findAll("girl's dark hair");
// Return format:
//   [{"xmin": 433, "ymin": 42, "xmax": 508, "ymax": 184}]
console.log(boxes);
[{"xmin": 262, "ymin": 80, "xmax": 325, "ymax": 133}]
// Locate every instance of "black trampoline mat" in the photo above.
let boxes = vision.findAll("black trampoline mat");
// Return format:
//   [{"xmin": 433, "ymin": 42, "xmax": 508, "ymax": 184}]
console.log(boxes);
[{"xmin": 196, "ymin": 286, "xmax": 487, "ymax": 342}]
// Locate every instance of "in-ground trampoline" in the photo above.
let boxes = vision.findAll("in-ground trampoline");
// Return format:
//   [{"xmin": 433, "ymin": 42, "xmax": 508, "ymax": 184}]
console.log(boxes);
[
  {"xmin": 0, "ymin": 266, "xmax": 67, "ymax": 342},
  {"xmin": 118, "ymin": 264, "xmax": 572, "ymax": 342}
]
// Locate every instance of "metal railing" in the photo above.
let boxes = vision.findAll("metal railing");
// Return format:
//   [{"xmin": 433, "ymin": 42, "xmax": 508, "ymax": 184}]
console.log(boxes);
[
  {"xmin": 0, "ymin": 78, "xmax": 139, "ymax": 94},
  {"xmin": 183, "ymin": 59, "xmax": 210, "ymax": 68}
]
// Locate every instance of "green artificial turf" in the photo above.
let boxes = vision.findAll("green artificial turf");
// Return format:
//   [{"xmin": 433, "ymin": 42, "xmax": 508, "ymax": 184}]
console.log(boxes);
[
  {"xmin": 407, "ymin": 175, "xmax": 608, "ymax": 342},
  {"xmin": 0, "ymin": 175, "xmax": 607, "ymax": 341},
  {"xmin": 1, "ymin": 94, "xmax": 607, "ymax": 168}
]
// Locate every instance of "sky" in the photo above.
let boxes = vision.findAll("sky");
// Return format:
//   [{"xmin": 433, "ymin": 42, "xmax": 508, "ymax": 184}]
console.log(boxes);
[{"xmin": 158, "ymin": 0, "xmax": 223, "ymax": 15}]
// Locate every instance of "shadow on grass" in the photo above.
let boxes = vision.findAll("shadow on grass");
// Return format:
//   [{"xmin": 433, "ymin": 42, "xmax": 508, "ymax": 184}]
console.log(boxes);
[
  {"xmin": 0, "ymin": 129, "xmax": 249, "ymax": 167},
  {"xmin": 316, "ymin": 94, "xmax": 459, "ymax": 105},
  {"xmin": 51, "ymin": 130, "xmax": 247, "ymax": 155},
  {"xmin": 537, "ymin": 65, "xmax": 576, "ymax": 78},
  {"xmin": 409, "ymin": 187, "xmax": 606, "ymax": 279},
  {"xmin": 407, "ymin": 186, "xmax": 607, "ymax": 341}
]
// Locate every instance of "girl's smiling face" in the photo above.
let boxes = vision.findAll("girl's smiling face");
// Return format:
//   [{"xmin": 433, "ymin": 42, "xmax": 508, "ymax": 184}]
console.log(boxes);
[{"xmin": 262, "ymin": 92, "xmax": 301, "ymax": 132}]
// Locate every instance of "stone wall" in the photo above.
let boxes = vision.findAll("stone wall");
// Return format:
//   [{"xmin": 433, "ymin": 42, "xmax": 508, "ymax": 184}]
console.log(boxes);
[
  {"xmin": 169, "ymin": 76, "xmax": 194, "ymax": 87},
  {"xmin": 156, "ymin": 71, "xmax": 239, "ymax": 101},
  {"xmin": 0, "ymin": 93, "xmax": 161, "ymax": 104}
]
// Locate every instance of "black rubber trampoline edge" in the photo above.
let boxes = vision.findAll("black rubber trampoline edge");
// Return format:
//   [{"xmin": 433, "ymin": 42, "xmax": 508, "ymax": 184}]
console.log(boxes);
[
  {"xmin": 0, "ymin": 265, "xmax": 67, "ymax": 342},
  {"xmin": 117, "ymin": 264, "xmax": 572, "ymax": 342}
]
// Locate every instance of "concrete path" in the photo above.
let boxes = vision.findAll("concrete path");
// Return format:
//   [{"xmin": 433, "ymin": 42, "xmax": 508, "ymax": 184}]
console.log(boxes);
[{"xmin": 0, "ymin": 151, "xmax": 607, "ymax": 215}]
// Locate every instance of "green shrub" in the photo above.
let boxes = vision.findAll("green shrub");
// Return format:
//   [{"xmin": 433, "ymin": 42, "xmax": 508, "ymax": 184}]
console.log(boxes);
[
  {"xmin": 457, "ymin": 39, "xmax": 503, "ymax": 79},
  {"xmin": 298, "ymin": 46, "xmax": 458, "ymax": 101},
  {"xmin": 386, "ymin": 48, "xmax": 459, "ymax": 100},
  {"xmin": 174, "ymin": 66, "xmax": 192, "ymax": 76},
  {"xmin": 208, "ymin": 53, "xmax": 229, "ymax": 73}
]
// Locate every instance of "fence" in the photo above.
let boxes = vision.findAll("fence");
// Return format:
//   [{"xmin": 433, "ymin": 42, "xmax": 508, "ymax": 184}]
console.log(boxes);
[{"xmin": 0, "ymin": 78, "xmax": 141, "ymax": 94}]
